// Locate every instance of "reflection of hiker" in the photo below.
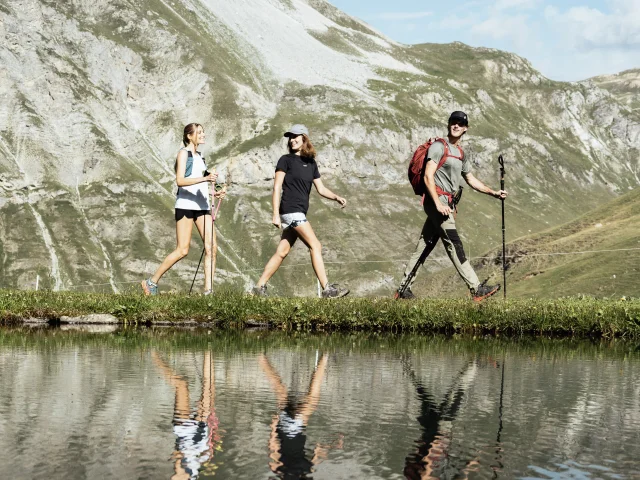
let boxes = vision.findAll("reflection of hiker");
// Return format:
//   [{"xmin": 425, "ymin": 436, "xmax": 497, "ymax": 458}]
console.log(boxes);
[
  {"xmin": 141, "ymin": 123, "xmax": 226, "ymax": 296},
  {"xmin": 403, "ymin": 359, "xmax": 479, "ymax": 480},
  {"xmin": 252, "ymin": 125, "xmax": 349, "ymax": 298},
  {"xmin": 153, "ymin": 350, "xmax": 222, "ymax": 480},
  {"xmin": 397, "ymin": 112, "xmax": 507, "ymax": 301},
  {"xmin": 259, "ymin": 353, "xmax": 343, "ymax": 478}
]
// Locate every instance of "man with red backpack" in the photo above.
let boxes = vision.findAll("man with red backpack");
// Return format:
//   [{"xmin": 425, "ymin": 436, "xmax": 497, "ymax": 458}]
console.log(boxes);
[{"xmin": 396, "ymin": 111, "xmax": 508, "ymax": 301}]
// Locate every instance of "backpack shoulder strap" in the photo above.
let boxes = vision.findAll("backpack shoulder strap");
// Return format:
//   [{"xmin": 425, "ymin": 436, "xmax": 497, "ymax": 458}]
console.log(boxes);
[
  {"xmin": 182, "ymin": 149, "xmax": 194, "ymax": 177},
  {"xmin": 434, "ymin": 138, "xmax": 450, "ymax": 170}
]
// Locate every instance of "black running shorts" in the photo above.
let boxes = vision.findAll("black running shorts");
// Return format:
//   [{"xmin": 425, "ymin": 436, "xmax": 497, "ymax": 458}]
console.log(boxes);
[{"xmin": 175, "ymin": 209, "xmax": 209, "ymax": 221}]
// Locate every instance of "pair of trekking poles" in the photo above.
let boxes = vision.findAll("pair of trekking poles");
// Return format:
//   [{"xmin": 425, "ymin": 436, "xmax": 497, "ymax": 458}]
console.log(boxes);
[
  {"xmin": 188, "ymin": 183, "xmax": 225, "ymax": 295},
  {"xmin": 395, "ymin": 155, "xmax": 507, "ymax": 299}
]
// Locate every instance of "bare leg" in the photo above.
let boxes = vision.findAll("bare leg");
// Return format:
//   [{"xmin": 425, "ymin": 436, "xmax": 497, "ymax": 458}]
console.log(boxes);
[
  {"xmin": 194, "ymin": 214, "xmax": 215, "ymax": 291},
  {"xmin": 151, "ymin": 216, "xmax": 194, "ymax": 284},
  {"xmin": 256, "ymin": 228, "xmax": 298, "ymax": 287},
  {"xmin": 293, "ymin": 222, "xmax": 328, "ymax": 289},
  {"xmin": 197, "ymin": 350, "xmax": 214, "ymax": 422}
]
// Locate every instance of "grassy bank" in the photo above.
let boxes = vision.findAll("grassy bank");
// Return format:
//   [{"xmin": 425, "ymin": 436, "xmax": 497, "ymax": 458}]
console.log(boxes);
[{"xmin": 1, "ymin": 290, "xmax": 639, "ymax": 337}]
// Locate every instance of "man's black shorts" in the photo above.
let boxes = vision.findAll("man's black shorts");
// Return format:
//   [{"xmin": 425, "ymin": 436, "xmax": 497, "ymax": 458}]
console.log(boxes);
[{"xmin": 175, "ymin": 209, "xmax": 209, "ymax": 221}]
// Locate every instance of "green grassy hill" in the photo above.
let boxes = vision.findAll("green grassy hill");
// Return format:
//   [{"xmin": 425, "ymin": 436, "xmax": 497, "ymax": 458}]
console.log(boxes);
[{"xmin": 415, "ymin": 188, "xmax": 640, "ymax": 299}]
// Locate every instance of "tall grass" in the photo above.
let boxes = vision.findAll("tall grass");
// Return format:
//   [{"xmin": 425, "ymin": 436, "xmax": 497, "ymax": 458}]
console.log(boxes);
[{"xmin": 1, "ymin": 290, "xmax": 639, "ymax": 337}]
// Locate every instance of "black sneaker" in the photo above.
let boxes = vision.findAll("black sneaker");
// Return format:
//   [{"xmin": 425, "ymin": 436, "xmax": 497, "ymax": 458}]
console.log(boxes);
[
  {"xmin": 252, "ymin": 285, "xmax": 267, "ymax": 297},
  {"xmin": 322, "ymin": 283, "xmax": 349, "ymax": 299},
  {"xmin": 396, "ymin": 288, "xmax": 416, "ymax": 300},
  {"xmin": 472, "ymin": 283, "xmax": 500, "ymax": 303}
]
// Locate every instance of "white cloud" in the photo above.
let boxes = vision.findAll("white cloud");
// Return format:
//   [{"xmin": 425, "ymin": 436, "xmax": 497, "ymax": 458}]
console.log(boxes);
[
  {"xmin": 375, "ymin": 11, "xmax": 433, "ymax": 20},
  {"xmin": 470, "ymin": 14, "xmax": 532, "ymax": 45},
  {"xmin": 545, "ymin": 0, "xmax": 640, "ymax": 51},
  {"xmin": 494, "ymin": 0, "xmax": 541, "ymax": 10}
]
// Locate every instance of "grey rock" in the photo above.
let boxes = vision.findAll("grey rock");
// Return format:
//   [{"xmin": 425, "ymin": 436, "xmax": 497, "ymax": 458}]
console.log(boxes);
[{"xmin": 59, "ymin": 314, "xmax": 120, "ymax": 325}]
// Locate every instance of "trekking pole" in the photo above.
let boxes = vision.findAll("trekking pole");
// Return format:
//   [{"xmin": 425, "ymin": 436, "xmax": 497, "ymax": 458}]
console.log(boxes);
[
  {"xmin": 189, "ymin": 228, "xmax": 206, "ymax": 295},
  {"xmin": 210, "ymin": 186, "xmax": 225, "ymax": 287},
  {"xmin": 188, "ymin": 186, "xmax": 224, "ymax": 295},
  {"xmin": 492, "ymin": 354, "xmax": 506, "ymax": 478},
  {"xmin": 394, "ymin": 235, "xmax": 438, "ymax": 299},
  {"xmin": 499, "ymin": 155, "xmax": 506, "ymax": 299}
]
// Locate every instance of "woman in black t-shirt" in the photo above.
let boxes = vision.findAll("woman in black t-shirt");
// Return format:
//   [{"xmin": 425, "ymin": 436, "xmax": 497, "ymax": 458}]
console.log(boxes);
[{"xmin": 252, "ymin": 124, "xmax": 349, "ymax": 298}]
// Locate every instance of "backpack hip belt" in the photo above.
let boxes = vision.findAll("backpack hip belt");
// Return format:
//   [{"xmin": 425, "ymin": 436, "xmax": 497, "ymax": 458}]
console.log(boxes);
[{"xmin": 435, "ymin": 186, "xmax": 455, "ymax": 204}]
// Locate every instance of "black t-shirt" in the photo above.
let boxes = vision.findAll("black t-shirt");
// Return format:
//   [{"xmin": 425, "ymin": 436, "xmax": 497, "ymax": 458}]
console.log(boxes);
[{"xmin": 275, "ymin": 154, "xmax": 321, "ymax": 214}]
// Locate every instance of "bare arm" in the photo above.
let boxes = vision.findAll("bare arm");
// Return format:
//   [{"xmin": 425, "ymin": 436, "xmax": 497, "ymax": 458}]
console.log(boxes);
[
  {"xmin": 424, "ymin": 160, "xmax": 451, "ymax": 216},
  {"xmin": 462, "ymin": 172, "xmax": 507, "ymax": 199},
  {"xmin": 175, "ymin": 150, "xmax": 217, "ymax": 187},
  {"xmin": 271, "ymin": 171, "xmax": 286, "ymax": 228},
  {"xmin": 313, "ymin": 179, "xmax": 346, "ymax": 208}
]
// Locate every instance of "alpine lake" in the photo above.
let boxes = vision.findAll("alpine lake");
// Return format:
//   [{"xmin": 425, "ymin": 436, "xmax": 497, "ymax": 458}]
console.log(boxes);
[{"xmin": 1, "ymin": 326, "xmax": 638, "ymax": 479}]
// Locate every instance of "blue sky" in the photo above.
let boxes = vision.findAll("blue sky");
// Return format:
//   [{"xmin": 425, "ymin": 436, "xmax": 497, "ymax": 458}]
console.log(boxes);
[{"xmin": 329, "ymin": 0, "xmax": 640, "ymax": 81}]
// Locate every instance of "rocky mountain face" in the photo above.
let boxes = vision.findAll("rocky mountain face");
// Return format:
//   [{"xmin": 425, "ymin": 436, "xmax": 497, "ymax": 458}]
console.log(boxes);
[
  {"xmin": 591, "ymin": 69, "xmax": 640, "ymax": 114},
  {"xmin": 1, "ymin": 0, "xmax": 639, "ymax": 296}
]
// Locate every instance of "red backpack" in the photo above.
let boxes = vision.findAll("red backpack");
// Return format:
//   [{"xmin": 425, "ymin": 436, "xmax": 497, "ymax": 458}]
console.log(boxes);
[{"xmin": 408, "ymin": 138, "xmax": 464, "ymax": 201}]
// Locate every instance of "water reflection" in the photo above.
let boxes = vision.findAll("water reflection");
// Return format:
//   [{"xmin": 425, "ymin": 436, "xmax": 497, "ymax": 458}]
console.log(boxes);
[
  {"xmin": 0, "ymin": 329, "xmax": 638, "ymax": 480},
  {"xmin": 260, "ymin": 353, "xmax": 343, "ymax": 479},
  {"xmin": 153, "ymin": 351, "xmax": 222, "ymax": 479},
  {"xmin": 403, "ymin": 356, "xmax": 480, "ymax": 479}
]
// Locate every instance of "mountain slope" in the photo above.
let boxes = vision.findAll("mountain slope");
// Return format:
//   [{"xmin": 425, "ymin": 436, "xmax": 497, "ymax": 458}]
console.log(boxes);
[
  {"xmin": 591, "ymin": 69, "xmax": 640, "ymax": 114},
  {"xmin": 0, "ymin": 0, "xmax": 638, "ymax": 295}
]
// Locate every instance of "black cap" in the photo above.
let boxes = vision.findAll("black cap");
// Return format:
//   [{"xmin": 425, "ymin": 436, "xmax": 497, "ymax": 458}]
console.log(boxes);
[{"xmin": 448, "ymin": 111, "xmax": 469, "ymax": 126}]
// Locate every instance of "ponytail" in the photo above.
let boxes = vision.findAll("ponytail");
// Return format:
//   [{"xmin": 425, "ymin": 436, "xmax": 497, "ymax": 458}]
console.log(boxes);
[{"xmin": 176, "ymin": 123, "xmax": 203, "ymax": 173}]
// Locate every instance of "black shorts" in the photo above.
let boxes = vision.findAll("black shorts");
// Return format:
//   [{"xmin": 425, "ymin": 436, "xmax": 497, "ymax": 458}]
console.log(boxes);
[{"xmin": 175, "ymin": 209, "xmax": 209, "ymax": 221}]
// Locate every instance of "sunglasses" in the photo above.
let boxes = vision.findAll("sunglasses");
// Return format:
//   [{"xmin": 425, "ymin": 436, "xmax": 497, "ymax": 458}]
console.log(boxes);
[{"xmin": 449, "ymin": 121, "xmax": 468, "ymax": 127}]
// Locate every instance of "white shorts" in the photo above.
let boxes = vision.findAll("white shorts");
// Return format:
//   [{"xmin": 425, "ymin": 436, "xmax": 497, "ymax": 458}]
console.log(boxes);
[{"xmin": 280, "ymin": 212, "xmax": 308, "ymax": 230}]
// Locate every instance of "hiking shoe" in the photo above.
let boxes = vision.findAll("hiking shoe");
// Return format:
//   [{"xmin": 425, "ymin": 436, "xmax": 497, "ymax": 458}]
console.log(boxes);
[
  {"xmin": 203, "ymin": 290, "xmax": 212, "ymax": 296},
  {"xmin": 141, "ymin": 278, "xmax": 158, "ymax": 296},
  {"xmin": 472, "ymin": 283, "xmax": 500, "ymax": 303},
  {"xmin": 252, "ymin": 285, "xmax": 267, "ymax": 297},
  {"xmin": 322, "ymin": 283, "xmax": 350, "ymax": 299},
  {"xmin": 396, "ymin": 288, "xmax": 416, "ymax": 300}
]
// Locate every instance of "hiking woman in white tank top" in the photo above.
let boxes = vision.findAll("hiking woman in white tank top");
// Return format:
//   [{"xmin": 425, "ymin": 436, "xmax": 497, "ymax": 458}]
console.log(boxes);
[{"xmin": 141, "ymin": 123, "xmax": 225, "ymax": 295}]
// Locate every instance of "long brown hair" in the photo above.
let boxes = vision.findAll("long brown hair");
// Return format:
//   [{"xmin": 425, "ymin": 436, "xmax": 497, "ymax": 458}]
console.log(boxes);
[
  {"xmin": 183, "ymin": 123, "xmax": 203, "ymax": 148},
  {"xmin": 175, "ymin": 123, "xmax": 203, "ymax": 173},
  {"xmin": 288, "ymin": 134, "xmax": 317, "ymax": 159}
]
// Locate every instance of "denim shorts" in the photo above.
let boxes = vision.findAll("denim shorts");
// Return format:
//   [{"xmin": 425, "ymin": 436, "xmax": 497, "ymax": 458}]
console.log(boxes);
[{"xmin": 280, "ymin": 212, "xmax": 308, "ymax": 230}]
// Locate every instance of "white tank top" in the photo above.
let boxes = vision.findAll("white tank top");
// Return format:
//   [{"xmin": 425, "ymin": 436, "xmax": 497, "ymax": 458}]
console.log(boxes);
[{"xmin": 175, "ymin": 148, "xmax": 211, "ymax": 211}]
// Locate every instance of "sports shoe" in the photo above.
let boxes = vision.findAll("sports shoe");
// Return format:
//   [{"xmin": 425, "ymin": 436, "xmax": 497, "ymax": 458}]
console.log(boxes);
[
  {"xmin": 252, "ymin": 285, "xmax": 267, "ymax": 297},
  {"xmin": 141, "ymin": 278, "xmax": 158, "ymax": 296},
  {"xmin": 203, "ymin": 290, "xmax": 212, "ymax": 296},
  {"xmin": 396, "ymin": 288, "xmax": 416, "ymax": 300},
  {"xmin": 322, "ymin": 283, "xmax": 350, "ymax": 299},
  {"xmin": 472, "ymin": 283, "xmax": 500, "ymax": 303}
]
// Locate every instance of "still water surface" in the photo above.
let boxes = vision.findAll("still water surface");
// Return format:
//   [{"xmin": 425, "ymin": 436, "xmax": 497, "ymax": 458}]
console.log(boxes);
[{"xmin": 0, "ymin": 327, "xmax": 639, "ymax": 479}]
